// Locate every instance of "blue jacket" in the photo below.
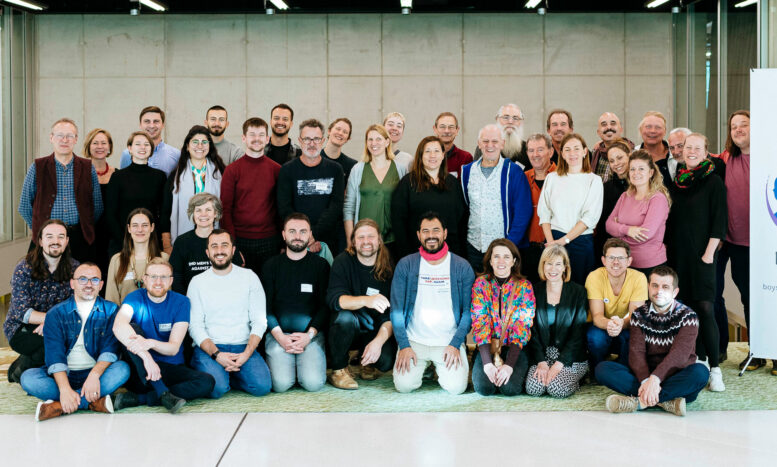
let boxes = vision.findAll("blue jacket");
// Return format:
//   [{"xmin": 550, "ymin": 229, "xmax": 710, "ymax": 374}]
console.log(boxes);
[
  {"xmin": 390, "ymin": 252, "xmax": 475, "ymax": 350},
  {"xmin": 460, "ymin": 158, "xmax": 533, "ymax": 248},
  {"xmin": 43, "ymin": 296, "xmax": 121, "ymax": 375}
]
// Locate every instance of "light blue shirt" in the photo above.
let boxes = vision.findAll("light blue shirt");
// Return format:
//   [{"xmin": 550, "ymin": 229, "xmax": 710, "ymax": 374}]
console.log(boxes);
[{"xmin": 120, "ymin": 140, "xmax": 180, "ymax": 176}]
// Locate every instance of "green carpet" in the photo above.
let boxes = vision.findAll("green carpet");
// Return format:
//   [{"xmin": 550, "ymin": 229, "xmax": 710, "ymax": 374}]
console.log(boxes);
[{"xmin": 1, "ymin": 343, "xmax": 774, "ymax": 415}]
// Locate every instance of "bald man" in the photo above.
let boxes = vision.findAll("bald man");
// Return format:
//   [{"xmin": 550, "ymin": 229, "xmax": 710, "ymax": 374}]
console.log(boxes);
[{"xmin": 591, "ymin": 112, "xmax": 634, "ymax": 182}]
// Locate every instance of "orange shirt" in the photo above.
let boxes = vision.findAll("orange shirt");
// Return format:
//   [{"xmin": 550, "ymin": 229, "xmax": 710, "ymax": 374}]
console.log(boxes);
[{"xmin": 525, "ymin": 162, "xmax": 557, "ymax": 243}]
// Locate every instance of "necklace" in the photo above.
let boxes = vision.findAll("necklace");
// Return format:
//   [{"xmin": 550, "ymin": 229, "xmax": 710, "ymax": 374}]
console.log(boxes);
[{"xmin": 95, "ymin": 163, "xmax": 110, "ymax": 176}]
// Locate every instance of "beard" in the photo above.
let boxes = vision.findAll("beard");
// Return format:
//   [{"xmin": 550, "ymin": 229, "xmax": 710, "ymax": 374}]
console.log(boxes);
[
  {"xmin": 272, "ymin": 125, "xmax": 289, "ymax": 138},
  {"xmin": 210, "ymin": 253, "xmax": 234, "ymax": 270},
  {"xmin": 286, "ymin": 239, "xmax": 308, "ymax": 253},
  {"xmin": 502, "ymin": 126, "xmax": 525, "ymax": 159},
  {"xmin": 421, "ymin": 237, "xmax": 444, "ymax": 254},
  {"xmin": 208, "ymin": 126, "xmax": 225, "ymax": 137}
]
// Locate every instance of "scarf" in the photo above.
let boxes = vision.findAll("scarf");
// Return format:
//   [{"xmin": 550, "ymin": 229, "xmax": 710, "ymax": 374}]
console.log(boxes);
[
  {"xmin": 170, "ymin": 159, "xmax": 221, "ymax": 241},
  {"xmin": 419, "ymin": 242, "xmax": 448, "ymax": 262},
  {"xmin": 674, "ymin": 157, "xmax": 714, "ymax": 189}
]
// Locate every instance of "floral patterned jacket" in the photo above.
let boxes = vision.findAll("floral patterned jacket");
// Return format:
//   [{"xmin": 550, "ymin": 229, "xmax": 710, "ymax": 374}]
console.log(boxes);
[{"xmin": 470, "ymin": 276, "xmax": 535, "ymax": 348}]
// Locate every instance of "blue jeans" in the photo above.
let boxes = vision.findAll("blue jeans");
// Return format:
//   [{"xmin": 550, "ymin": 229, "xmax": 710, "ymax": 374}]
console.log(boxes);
[
  {"xmin": 190, "ymin": 344, "xmax": 272, "ymax": 399},
  {"xmin": 265, "ymin": 333, "xmax": 326, "ymax": 392},
  {"xmin": 552, "ymin": 230, "xmax": 593, "ymax": 285},
  {"xmin": 595, "ymin": 361, "xmax": 709, "ymax": 403},
  {"xmin": 20, "ymin": 361, "xmax": 130, "ymax": 409},
  {"xmin": 587, "ymin": 324, "xmax": 630, "ymax": 372}
]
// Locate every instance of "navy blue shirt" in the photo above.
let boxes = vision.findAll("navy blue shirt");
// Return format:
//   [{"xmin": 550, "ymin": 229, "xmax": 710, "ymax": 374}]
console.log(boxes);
[{"xmin": 122, "ymin": 289, "xmax": 190, "ymax": 365}]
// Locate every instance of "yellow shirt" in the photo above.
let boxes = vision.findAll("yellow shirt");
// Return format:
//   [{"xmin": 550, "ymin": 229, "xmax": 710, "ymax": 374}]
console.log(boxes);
[{"xmin": 584, "ymin": 267, "xmax": 647, "ymax": 319}]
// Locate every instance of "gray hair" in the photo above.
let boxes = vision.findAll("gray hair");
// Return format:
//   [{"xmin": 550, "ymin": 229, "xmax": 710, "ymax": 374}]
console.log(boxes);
[
  {"xmin": 478, "ymin": 123, "xmax": 504, "ymax": 141},
  {"xmin": 526, "ymin": 132, "xmax": 552, "ymax": 149},
  {"xmin": 496, "ymin": 103, "xmax": 524, "ymax": 120},
  {"xmin": 668, "ymin": 127, "xmax": 692, "ymax": 138},
  {"xmin": 187, "ymin": 193, "xmax": 223, "ymax": 223}
]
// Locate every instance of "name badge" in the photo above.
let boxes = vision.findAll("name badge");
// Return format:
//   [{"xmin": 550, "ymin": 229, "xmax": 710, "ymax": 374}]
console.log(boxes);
[
  {"xmin": 159, "ymin": 323, "xmax": 172, "ymax": 332},
  {"xmin": 301, "ymin": 283, "xmax": 313, "ymax": 293},
  {"xmin": 366, "ymin": 287, "xmax": 380, "ymax": 296},
  {"xmin": 124, "ymin": 271, "xmax": 135, "ymax": 281},
  {"xmin": 603, "ymin": 298, "xmax": 610, "ymax": 304}
]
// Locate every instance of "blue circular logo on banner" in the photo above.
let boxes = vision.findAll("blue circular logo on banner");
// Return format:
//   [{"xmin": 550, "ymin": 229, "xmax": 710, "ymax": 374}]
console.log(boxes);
[{"xmin": 767, "ymin": 176, "xmax": 777, "ymax": 227}]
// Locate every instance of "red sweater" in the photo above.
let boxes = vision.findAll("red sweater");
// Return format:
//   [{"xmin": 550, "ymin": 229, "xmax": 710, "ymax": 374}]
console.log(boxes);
[
  {"xmin": 220, "ymin": 154, "xmax": 281, "ymax": 239},
  {"xmin": 445, "ymin": 145, "xmax": 473, "ymax": 180}
]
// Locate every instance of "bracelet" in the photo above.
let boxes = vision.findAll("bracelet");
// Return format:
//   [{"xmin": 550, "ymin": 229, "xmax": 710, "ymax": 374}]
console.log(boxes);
[{"xmin": 211, "ymin": 350, "xmax": 220, "ymax": 360}]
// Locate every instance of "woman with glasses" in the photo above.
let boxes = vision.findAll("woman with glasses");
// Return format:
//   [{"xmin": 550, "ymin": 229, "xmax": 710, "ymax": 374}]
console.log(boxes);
[
  {"xmin": 606, "ymin": 149, "xmax": 671, "ymax": 276},
  {"xmin": 105, "ymin": 131, "xmax": 167, "ymax": 256},
  {"xmin": 160, "ymin": 125, "xmax": 226, "ymax": 253},
  {"xmin": 106, "ymin": 208, "xmax": 168, "ymax": 304},
  {"xmin": 344, "ymin": 124, "xmax": 408, "ymax": 256},
  {"xmin": 82, "ymin": 128, "xmax": 116, "ymax": 281}
]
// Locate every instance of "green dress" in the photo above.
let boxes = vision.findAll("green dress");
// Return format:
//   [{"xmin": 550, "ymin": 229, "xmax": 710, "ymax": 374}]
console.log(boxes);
[{"xmin": 358, "ymin": 161, "xmax": 400, "ymax": 243}]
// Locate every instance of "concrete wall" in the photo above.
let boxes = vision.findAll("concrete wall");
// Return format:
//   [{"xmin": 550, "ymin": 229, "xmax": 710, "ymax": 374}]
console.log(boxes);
[{"xmin": 33, "ymin": 12, "xmax": 674, "ymax": 164}]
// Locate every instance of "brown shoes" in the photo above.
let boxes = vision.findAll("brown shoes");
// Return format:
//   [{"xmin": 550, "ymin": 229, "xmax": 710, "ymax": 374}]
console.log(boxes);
[
  {"xmin": 35, "ymin": 400, "xmax": 64, "ymax": 422},
  {"xmin": 359, "ymin": 365, "xmax": 380, "ymax": 381},
  {"xmin": 658, "ymin": 397, "xmax": 687, "ymax": 416},
  {"xmin": 88, "ymin": 395, "xmax": 114, "ymax": 414},
  {"xmin": 329, "ymin": 368, "xmax": 358, "ymax": 390}
]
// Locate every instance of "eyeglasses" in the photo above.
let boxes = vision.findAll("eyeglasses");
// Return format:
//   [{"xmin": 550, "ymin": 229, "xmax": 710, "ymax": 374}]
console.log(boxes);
[
  {"xmin": 52, "ymin": 133, "xmax": 77, "ymax": 141},
  {"xmin": 300, "ymin": 137, "xmax": 323, "ymax": 144},
  {"xmin": 76, "ymin": 276, "xmax": 101, "ymax": 286},
  {"xmin": 190, "ymin": 139, "xmax": 210, "ymax": 146},
  {"xmin": 605, "ymin": 255, "xmax": 628, "ymax": 263},
  {"xmin": 144, "ymin": 274, "xmax": 171, "ymax": 282},
  {"xmin": 498, "ymin": 115, "xmax": 523, "ymax": 123}
]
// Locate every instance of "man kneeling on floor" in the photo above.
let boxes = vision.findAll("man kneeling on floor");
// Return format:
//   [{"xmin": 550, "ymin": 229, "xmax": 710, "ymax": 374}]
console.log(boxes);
[
  {"xmin": 391, "ymin": 212, "xmax": 474, "ymax": 394},
  {"xmin": 112, "ymin": 258, "xmax": 215, "ymax": 413},
  {"xmin": 21, "ymin": 262, "xmax": 130, "ymax": 421},
  {"xmin": 187, "ymin": 230, "xmax": 272, "ymax": 398},
  {"xmin": 596, "ymin": 266, "xmax": 709, "ymax": 416}
]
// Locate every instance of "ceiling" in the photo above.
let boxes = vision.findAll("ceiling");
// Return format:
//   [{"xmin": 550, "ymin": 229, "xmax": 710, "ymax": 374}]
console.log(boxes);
[{"xmin": 8, "ymin": 0, "xmax": 752, "ymax": 15}]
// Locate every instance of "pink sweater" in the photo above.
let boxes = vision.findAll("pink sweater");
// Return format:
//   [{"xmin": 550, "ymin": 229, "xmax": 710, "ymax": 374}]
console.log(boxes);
[{"xmin": 606, "ymin": 191, "xmax": 669, "ymax": 268}]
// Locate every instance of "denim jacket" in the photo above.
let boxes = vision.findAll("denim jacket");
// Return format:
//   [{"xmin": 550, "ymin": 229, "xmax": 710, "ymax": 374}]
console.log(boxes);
[{"xmin": 43, "ymin": 296, "xmax": 121, "ymax": 375}]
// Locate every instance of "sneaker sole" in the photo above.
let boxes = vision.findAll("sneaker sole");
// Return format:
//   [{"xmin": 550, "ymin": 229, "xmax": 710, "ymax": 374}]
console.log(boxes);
[
  {"xmin": 35, "ymin": 399, "xmax": 54, "ymax": 422},
  {"xmin": 104, "ymin": 395, "xmax": 114, "ymax": 414}
]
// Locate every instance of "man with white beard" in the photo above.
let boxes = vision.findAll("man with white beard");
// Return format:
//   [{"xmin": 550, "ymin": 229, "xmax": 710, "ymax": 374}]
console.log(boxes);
[{"xmin": 473, "ymin": 104, "xmax": 529, "ymax": 170}]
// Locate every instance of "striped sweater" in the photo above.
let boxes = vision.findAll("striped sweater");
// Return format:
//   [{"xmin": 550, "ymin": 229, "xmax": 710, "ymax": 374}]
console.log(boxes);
[{"xmin": 628, "ymin": 300, "xmax": 699, "ymax": 382}]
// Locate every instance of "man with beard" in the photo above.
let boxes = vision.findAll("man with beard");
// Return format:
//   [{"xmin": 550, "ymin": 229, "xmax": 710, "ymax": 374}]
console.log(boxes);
[
  {"xmin": 112, "ymin": 258, "xmax": 215, "ymax": 413},
  {"xmin": 591, "ymin": 112, "xmax": 634, "ymax": 182},
  {"xmin": 326, "ymin": 219, "xmax": 397, "ymax": 390},
  {"xmin": 4, "ymin": 220, "xmax": 78, "ymax": 383},
  {"xmin": 322, "ymin": 117, "xmax": 357, "ymax": 180},
  {"xmin": 596, "ymin": 266, "xmax": 709, "ymax": 417},
  {"xmin": 461, "ymin": 124, "xmax": 532, "ymax": 273},
  {"xmin": 21, "ymin": 262, "xmax": 130, "ymax": 421},
  {"xmin": 119, "ymin": 106, "xmax": 180, "ymax": 175},
  {"xmin": 473, "ymin": 104, "xmax": 529, "ymax": 170},
  {"xmin": 262, "ymin": 214, "xmax": 330, "ymax": 392},
  {"xmin": 265, "ymin": 103, "xmax": 302, "ymax": 165},
  {"xmin": 187, "ymin": 230, "xmax": 272, "ymax": 399},
  {"xmin": 205, "ymin": 105, "xmax": 244, "ymax": 165},
  {"xmin": 383, "ymin": 112, "xmax": 414, "ymax": 170},
  {"xmin": 277, "ymin": 119, "xmax": 345, "ymax": 255},
  {"xmin": 546, "ymin": 109, "xmax": 575, "ymax": 164},
  {"xmin": 391, "ymin": 212, "xmax": 474, "ymax": 394},
  {"xmin": 433, "ymin": 112, "xmax": 472, "ymax": 179},
  {"xmin": 666, "ymin": 127, "xmax": 691, "ymax": 181}
]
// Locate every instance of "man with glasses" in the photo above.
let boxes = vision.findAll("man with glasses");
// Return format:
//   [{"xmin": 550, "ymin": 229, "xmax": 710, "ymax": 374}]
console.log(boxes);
[
  {"xmin": 433, "ymin": 112, "xmax": 472, "ymax": 179},
  {"xmin": 474, "ymin": 104, "xmax": 530, "ymax": 170},
  {"xmin": 590, "ymin": 112, "xmax": 634, "ymax": 182},
  {"xmin": 277, "ymin": 119, "xmax": 345, "ymax": 255},
  {"xmin": 205, "ymin": 105, "xmax": 244, "ymax": 165},
  {"xmin": 265, "ymin": 103, "xmax": 302, "ymax": 165},
  {"xmin": 119, "ymin": 106, "xmax": 180, "ymax": 175},
  {"xmin": 20, "ymin": 262, "xmax": 130, "ymax": 421},
  {"xmin": 19, "ymin": 118, "xmax": 103, "ymax": 263},
  {"xmin": 665, "ymin": 127, "xmax": 691, "ymax": 181},
  {"xmin": 112, "ymin": 258, "xmax": 215, "ymax": 413},
  {"xmin": 584, "ymin": 238, "xmax": 647, "ymax": 374},
  {"xmin": 187, "ymin": 230, "xmax": 272, "ymax": 399}
]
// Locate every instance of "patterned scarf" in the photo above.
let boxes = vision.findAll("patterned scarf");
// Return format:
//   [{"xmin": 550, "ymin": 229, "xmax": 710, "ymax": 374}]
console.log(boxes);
[
  {"xmin": 674, "ymin": 157, "xmax": 714, "ymax": 189},
  {"xmin": 191, "ymin": 162, "xmax": 207, "ymax": 193}
]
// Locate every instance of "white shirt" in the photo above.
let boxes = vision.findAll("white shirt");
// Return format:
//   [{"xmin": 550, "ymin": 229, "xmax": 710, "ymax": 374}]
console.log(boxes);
[
  {"xmin": 467, "ymin": 157, "xmax": 505, "ymax": 252},
  {"xmin": 537, "ymin": 172, "xmax": 603, "ymax": 235},
  {"xmin": 407, "ymin": 255, "xmax": 456, "ymax": 346},
  {"xmin": 67, "ymin": 299, "xmax": 97, "ymax": 371}
]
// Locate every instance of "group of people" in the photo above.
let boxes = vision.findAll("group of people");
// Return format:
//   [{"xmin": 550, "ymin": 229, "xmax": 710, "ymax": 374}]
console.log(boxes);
[{"xmin": 6, "ymin": 101, "xmax": 762, "ymax": 421}]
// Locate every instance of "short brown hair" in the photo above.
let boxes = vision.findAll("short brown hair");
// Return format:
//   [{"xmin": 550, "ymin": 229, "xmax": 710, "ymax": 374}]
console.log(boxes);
[
  {"xmin": 650, "ymin": 265, "xmax": 679, "ymax": 289},
  {"xmin": 242, "ymin": 117, "xmax": 268, "ymax": 135},
  {"xmin": 187, "ymin": 193, "xmax": 222, "ymax": 223},
  {"xmin": 126, "ymin": 131, "xmax": 156, "ymax": 153},
  {"xmin": 603, "ymin": 237, "xmax": 631, "ymax": 258},
  {"xmin": 299, "ymin": 118, "xmax": 325, "ymax": 134},
  {"xmin": 556, "ymin": 133, "xmax": 591, "ymax": 176},
  {"xmin": 283, "ymin": 212, "xmax": 311, "ymax": 230},
  {"xmin": 546, "ymin": 109, "xmax": 573, "ymax": 131},
  {"xmin": 434, "ymin": 112, "xmax": 459, "ymax": 128},
  {"xmin": 139, "ymin": 106, "xmax": 165, "ymax": 123},
  {"xmin": 51, "ymin": 118, "xmax": 78, "ymax": 133},
  {"xmin": 83, "ymin": 128, "xmax": 113, "ymax": 158},
  {"xmin": 328, "ymin": 117, "xmax": 352, "ymax": 136},
  {"xmin": 481, "ymin": 238, "xmax": 523, "ymax": 282},
  {"xmin": 526, "ymin": 133, "xmax": 552, "ymax": 150}
]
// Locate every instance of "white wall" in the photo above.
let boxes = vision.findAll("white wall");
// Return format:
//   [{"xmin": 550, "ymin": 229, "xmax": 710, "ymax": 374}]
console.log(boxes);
[{"xmin": 33, "ymin": 12, "xmax": 674, "ymax": 165}]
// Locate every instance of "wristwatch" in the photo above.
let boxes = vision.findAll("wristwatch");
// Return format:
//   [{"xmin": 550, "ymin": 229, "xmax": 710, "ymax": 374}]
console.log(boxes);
[
  {"xmin": 307, "ymin": 329, "xmax": 316, "ymax": 340},
  {"xmin": 564, "ymin": 237, "xmax": 570, "ymax": 244},
  {"xmin": 211, "ymin": 350, "xmax": 221, "ymax": 360}
]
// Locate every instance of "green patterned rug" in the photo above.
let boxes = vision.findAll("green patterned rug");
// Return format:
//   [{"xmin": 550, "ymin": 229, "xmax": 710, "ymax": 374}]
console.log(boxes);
[{"xmin": 1, "ymin": 343, "xmax": 774, "ymax": 415}]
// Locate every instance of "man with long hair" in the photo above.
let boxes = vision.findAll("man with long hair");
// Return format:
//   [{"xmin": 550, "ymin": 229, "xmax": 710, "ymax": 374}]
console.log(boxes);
[
  {"xmin": 4, "ymin": 219, "xmax": 78, "ymax": 383},
  {"xmin": 326, "ymin": 219, "xmax": 397, "ymax": 389}
]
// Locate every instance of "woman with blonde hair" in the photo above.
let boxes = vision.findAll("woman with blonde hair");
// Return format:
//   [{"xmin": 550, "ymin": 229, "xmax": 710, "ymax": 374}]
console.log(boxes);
[
  {"xmin": 606, "ymin": 149, "xmax": 671, "ymax": 276},
  {"xmin": 83, "ymin": 128, "xmax": 115, "ymax": 279},
  {"xmin": 524, "ymin": 244, "xmax": 588, "ymax": 398}
]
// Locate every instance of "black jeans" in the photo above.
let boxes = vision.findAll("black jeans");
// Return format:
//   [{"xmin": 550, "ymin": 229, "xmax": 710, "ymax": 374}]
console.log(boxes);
[
  {"xmin": 472, "ymin": 350, "xmax": 529, "ymax": 396},
  {"xmin": 8, "ymin": 323, "xmax": 46, "ymax": 381},
  {"xmin": 519, "ymin": 243, "xmax": 544, "ymax": 284},
  {"xmin": 327, "ymin": 310, "xmax": 396, "ymax": 372},
  {"xmin": 714, "ymin": 242, "xmax": 749, "ymax": 353},
  {"xmin": 235, "ymin": 235, "xmax": 281, "ymax": 279},
  {"xmin": 466, "ymin": 242, "xmax": 486, "ymax": 276}
]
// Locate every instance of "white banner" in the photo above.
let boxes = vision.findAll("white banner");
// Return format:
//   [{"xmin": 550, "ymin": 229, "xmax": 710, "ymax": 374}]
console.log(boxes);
[{"xmin": 749, "ymin": 68, "xmax": 777, "ymax": 360}]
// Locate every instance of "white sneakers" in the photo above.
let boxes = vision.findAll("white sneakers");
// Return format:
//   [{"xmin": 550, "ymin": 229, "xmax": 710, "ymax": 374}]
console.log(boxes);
[{"xmin": 708, "ymin": 367, "xmax": 725, "ymax": 392}]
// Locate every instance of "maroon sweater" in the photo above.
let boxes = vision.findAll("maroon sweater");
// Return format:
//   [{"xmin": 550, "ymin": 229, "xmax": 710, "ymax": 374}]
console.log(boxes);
[
  {"xmin": 629, "ymin": 301, "xmax": 699, "ymax": 382},
  {"xmin": 220, "ymin": 154, "xmax": 281, "ymax": 239},
  {"xmin": 445, "ymin": 145, "xmax": 473, "ymax": 180}
]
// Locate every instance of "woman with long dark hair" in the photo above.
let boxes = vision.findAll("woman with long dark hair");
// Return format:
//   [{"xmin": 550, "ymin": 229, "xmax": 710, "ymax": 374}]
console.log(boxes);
[{"xmin": 160, "ymin": 125, "xmax": 225, "ymax": 253}]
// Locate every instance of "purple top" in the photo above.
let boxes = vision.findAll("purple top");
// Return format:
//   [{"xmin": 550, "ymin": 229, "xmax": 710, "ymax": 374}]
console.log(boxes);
[
  {"xmin": 606, "ymin": 191, "xmax": 669, "ymax": 268},
  {"xmin": 725, "ymin": 154, "xmax": 749, "ymax": 246}
]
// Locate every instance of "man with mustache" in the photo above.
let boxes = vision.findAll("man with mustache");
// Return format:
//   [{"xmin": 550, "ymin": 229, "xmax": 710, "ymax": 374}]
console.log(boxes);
[
  {"xmin": 21, "ymin": 262, "xmax": 130, "ymax": 421},
  {"xmin": 391, "ymin": 212, "xmax": 475, "ymax": 394},
  {"xmin": 590, "ymin": 112, "xmax": 634, "ymax": 182},
  {"xmin": 186, "ymin": 230, "xmax": 272, "ymax": 399},
  {"xmin": 262, "ymin": 214, "xmax": 330, "ymax": 392},
  {"xmin": 4, "ymin": 220, "xmax": 78, "ymax": 383},
  {"xmin": 596, "ymin": 266, "xmax": 709, "ymax": 416},
  {"xmin": 666, "ymin": 127, "xmax": 691, "ymax": 181},
  {"xmin": 265, "ymin": 103, "xmax": 302, "ymax": 165},
  {"xmin": 205, "ymin": 105, "xmax": 244, "ymax": 165},
  {"xmin": 322, "ymin": 117, "xmax": 357, "ymax": 180},
  {"xmin": 433, "ymin": 112, "xmax": 472, "ymax": 179},
  {"xmin": 119, "ymin": 106, "xmax": 181, "ymax": 176},
  {"xmin": 473, "ymin": 104, "xmax": 530, "ymax": 170}
]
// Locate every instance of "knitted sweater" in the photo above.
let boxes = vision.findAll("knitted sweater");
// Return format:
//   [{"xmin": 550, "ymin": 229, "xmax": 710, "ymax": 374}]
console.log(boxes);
[{"xmin": 628, "ymin": 300, "xmax": 699, "ymax": 382}]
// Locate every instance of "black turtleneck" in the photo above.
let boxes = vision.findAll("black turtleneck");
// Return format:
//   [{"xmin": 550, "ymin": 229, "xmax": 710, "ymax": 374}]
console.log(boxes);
[{"xmin": 105, "ymin": 162, "xmax": 167, "ymax": 246}]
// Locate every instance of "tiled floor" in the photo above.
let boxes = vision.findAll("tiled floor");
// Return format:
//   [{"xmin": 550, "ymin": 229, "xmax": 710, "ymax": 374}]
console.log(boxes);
[{"xmin": 0, "ymin": 410, "xmax": 773, "ymax": 466}]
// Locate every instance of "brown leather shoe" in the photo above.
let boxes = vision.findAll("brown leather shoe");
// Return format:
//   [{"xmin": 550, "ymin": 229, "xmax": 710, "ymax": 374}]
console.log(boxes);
[
  {"xmin": 359, "ymin": 365, "xmax": 380, "ymax": 381},
  {"xmin": 88, "ymin": 395, "xmax": 114, "ymax": 414},
  {"xmin": 35, "ymin": 400, "xmax": 64, "ymax": 422},
  {"xmin": 329, "ymin": 368, "xmax": 358, "ymax": 390},
  {"xmin": 658, "ymin": 397, "xmax": 687, "ymax": 416}
]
